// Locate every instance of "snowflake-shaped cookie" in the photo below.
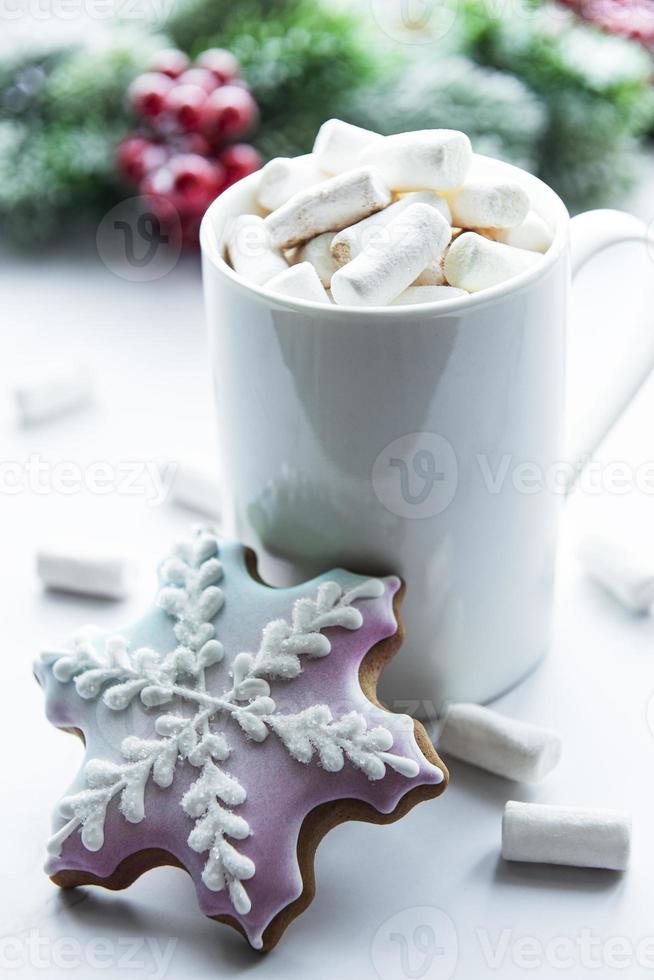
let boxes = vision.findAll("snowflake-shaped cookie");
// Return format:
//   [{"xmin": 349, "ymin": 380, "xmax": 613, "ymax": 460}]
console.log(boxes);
[{"xmin": 35, "ymin": 528, "xmax": 446, "ymax": 950}]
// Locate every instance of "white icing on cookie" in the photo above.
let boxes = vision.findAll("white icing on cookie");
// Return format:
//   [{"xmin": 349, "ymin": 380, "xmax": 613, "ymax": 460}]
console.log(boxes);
[{"xmin": 41, "ymin": 530, "xmax": 414, "ymax": 916}]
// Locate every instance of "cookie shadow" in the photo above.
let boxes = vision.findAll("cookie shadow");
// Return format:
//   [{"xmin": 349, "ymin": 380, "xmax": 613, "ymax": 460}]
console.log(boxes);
[{"xmin": 55, "ymin": 874, "xmax": 271, "ymax": 973}]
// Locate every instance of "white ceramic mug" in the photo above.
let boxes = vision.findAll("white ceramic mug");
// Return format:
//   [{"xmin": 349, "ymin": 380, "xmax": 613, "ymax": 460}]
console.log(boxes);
[{"xmin": 200, "ymin": 155, "xmax": 653, "ymax": 713}]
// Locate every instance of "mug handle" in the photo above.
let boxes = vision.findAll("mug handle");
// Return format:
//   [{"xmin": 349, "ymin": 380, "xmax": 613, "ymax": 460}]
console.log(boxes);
[{"xmin": 567, "ymin": 208, "xmax": 654, "ymax": 482}]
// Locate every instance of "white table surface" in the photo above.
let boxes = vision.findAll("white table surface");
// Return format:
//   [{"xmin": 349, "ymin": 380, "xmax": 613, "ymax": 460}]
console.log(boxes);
[{"xmin": 2, "ymin": 177, "xmax": 654, "ymax": 979}]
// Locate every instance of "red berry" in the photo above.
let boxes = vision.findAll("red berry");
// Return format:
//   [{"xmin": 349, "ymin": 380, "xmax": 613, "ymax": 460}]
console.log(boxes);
[
  {"xmin": 180, "ymin": 132, "xmax": 212, "ymax": 156},
  {"xmin": 117, "ymin": 136, "xmax": 168, "ymax": 183},
  {"xmin": 164, "ymin": 83, "xmax": 207, "ymax": 133},
  {"xmin": 148, "ymin": 48, "xmax": 190, "ymax": 79},
  {"xmin": 219, "ymin": 143, "xmax": 262, "ymax": 186},
  {"xmin": 195, "ymin": 48, "xmax": 239, "ymax": 84},
  {"xmin": 127, "ymin": 72, "xmax": 173, "ymax": 119},
  {"xmin": 201, "ymin": 85, "xmax": 258, "ymax": 141},
  {"xmin": 140, "ymin": 166, "xmax": 174, "ymax": 197},
  {"xmin": 168, "ymin": 153, "xmax": 226, "ymax": 211},
  {"xmin": 177, "ymin": 68, "xmax": 218, "ymax": 93}
]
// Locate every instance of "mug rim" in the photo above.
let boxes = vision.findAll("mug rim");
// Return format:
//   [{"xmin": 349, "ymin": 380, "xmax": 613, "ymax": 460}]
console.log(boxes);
[{"xmin": 200, "ymin": 152, "xmax": 571, "ymax": 317}]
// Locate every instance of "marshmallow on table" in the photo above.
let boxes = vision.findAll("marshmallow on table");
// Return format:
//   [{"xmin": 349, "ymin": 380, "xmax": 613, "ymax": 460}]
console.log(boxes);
[
  {"xmin": 358, "ymin": 129, "xmax": 472, "ymax": 192},
  {"xmin": 264, "ymin": 167, "xmax": 391, "ymax": 250},
  {"xmin": 226, "ymin": 214, "xmax": 288, "ymax": 285},
  {"xmin": 256, "ymin": 155, "xmax": 324, "ymax": 212},
  {"xmin": 330, "ymin": 191, "xmax": 451, "ymax": 263},
  {"xmin": 438, "ymin": 703, "xmax": 562, "ymax": 782},
  {"xmin": 444, "ymin": 232, "xmax": 540, "ymax": 292},
  {"xmin": 502, "ymin": 801, "xmax": 631, "ymax": 871},
  {"xmin": 313, "ymin": 118, "xmax": 383, "ymax": 174},
  {"xmin": 391, "ymin": 285, "xmax": 467, "ymax": 305},
  {"xmin": 294, "ymin": 232, "xmax": 341, "ymax": 287},
  {"xmin": 447, "ymin": 178, "xmax": 529, "ymax": 230},
  {"xmin": 37, "ymin": 548, "xmax": 131, "ymax": 600},
  {"xmin": 171, "ymin": 461, "xmax": 221, "ymax": 517},
  {"xmin": 14, "ymin": 362, "xmax": 92, "ymax": 425},
  {"xmin": 578, "ymin": 534, "xmax": 654, "ymax": 614},
  {"xmin": 490, "ymin": 210, "xmax": 553, "ymax": 253},
  {"xmin": 266, "ymin": 262, "xmax": 330, "ymax": 304},
  {"xmin": 331, "ymin": 203, "xmax": 451, "ymax": 307}
]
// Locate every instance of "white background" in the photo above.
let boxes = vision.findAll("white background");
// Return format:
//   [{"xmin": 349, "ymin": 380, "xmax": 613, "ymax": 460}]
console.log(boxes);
[{"xmin": 2, "ymin": 163, "xmax": 654, "ymax": 979}]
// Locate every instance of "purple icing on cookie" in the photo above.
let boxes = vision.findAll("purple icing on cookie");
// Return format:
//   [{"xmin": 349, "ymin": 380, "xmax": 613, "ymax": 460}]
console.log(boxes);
[{"xmin": 35, "ymin": 529, "xmax": 445, "ymax": 949}]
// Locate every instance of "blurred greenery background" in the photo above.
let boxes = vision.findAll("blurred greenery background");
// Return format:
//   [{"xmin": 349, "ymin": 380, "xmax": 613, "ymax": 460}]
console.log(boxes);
[{"xmin": 1, "ymin": 0, "xmax": 653, "ymax": 247}]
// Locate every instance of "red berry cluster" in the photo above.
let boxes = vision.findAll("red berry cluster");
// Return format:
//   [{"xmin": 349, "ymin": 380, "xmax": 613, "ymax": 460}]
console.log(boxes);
[
  {"xmin": 117, "ymin": 48, "xmax": 262, "ymax": 249},
  {"xmin": 560, "ymin": 0, "xmax": 654, "ymax": 43}
]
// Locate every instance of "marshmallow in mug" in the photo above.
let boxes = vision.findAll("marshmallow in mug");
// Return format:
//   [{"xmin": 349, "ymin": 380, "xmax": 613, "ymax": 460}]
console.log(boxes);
[
  {"xmin": 357, "ymin": 129, "xmax": 473, "ymax": 191},
  {"xmin": 264, "ymin": 166, "xmax": 391, "ymax": 250},
  {"xmin": 447, "ymin": 178, "xmax": 530, "ymax": 230},
  {"xmin": 330, "ymin": 191, "xmax": 451, "ymax": 263},
  {"xmin": 445, "ymin": 232, "xmax": 540, "ymax": 293},
  {"xmin": 265, "ymin": 262, "xmax": 330, "ymax": 304},
  {"xmin": 293, "ymin": 232, "xmax": 342, "ymax": 287},
  {"xmin": 490, "ymin": 210, "xmax": 553, "ymax": 253},
  {"xmin": 313, "ymin": 119, "xmax": 383, "ymax": 175},
  {"xmin": 331, "ymin": 203, "xmax": 451, "ymax": 307},
  {"xmin": 256, "ymin": 155, "xmax": 325, "ymax": 212},
  {"xmin": 226, "ymin": 214, "xmax": 287, "ymax": 285},
  {"xmin": 224, "ymin": 122, "xmax": 553, "ymax": 305}
]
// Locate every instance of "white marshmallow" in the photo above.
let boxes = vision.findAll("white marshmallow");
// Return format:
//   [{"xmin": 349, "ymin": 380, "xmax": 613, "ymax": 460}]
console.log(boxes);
[
  {"xmin": 264, "ymin": 167, "xmax": 391, "ymax": 249},
  {"xmin": 491, "ymin": 210, "xmax": 553, "ymax": 253},
  {"xmin": 391, "ymin": 285, "xmax": 467, "ymax": 305},
  {"xmin": 502, "ymin": 801, "xmax": 631, "ymax": 871},
  {"xmin": 438, "ymin": 703, "xmax": 562, "ymax": 781},
  {"xmin": 578, "ymin": 534, "xmax": 654, "ymax": 614},
  {"xmin": 14, "ymin": 362, "xmax": 92, "ymax": 425},
  {"xmin": 37, "ymin": 548, "xmax": 131, "ymax": 600},
  {"xmin": 330, "ymin": 191, "xmax": 451, "ymax": 263},
  {"xmin": 447, "ymin": 178, "xmax": 530, "ymax": 230},
  {"xmin": 444, "ymin": 232, "xmax": 540, "ymax": 292},
  {"xmin": 294, "ymin": 232, "xmax": 341, "ymax": 287},
  {"xmin": 313, "ymin": 119, "xmax": 382, "ymax": 174},
  {"xmin": 256, "ymin": 155, "xmax": 324, "ymax": 212},
  {"xmin": 266, "ymin": 262, "xmax": 330, "ymax": 304},
  {"xmin": 171, "ymin": 461, "xmax": 221, "ymax": 517},
  {"xmin": 226, "ymin": 214, "xmax": 288, "ymax": 285},
  {"xmin": 331, "ymin": 203, "xmax": 450, "ymax": 308},
  {"xmin": 358, "ymin": 129, "xmax": 472, "ymax": 192}
]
